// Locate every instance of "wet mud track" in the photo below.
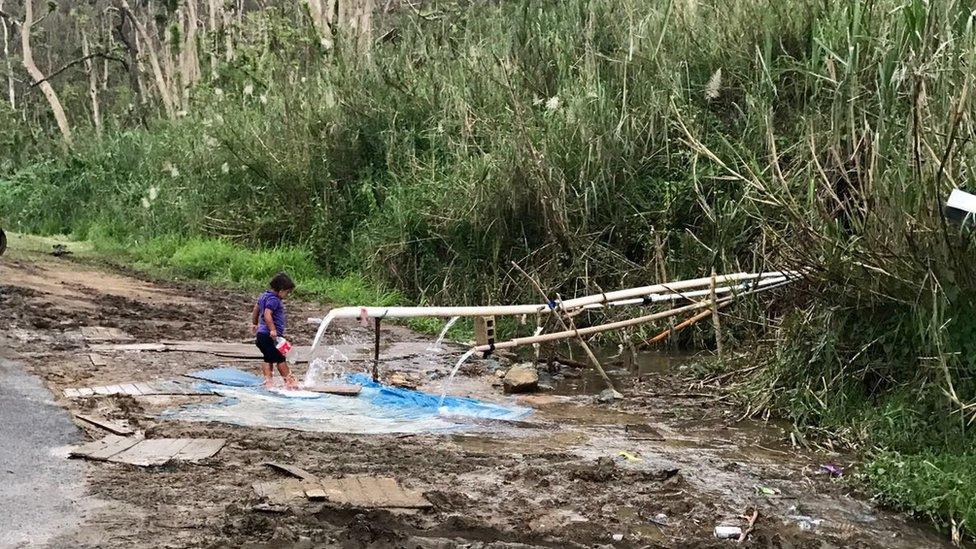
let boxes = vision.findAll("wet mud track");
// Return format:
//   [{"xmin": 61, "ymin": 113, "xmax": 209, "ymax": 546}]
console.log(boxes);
[{"xmin": 0, "ymin": 250, "xmax": 952, "ymax": 548}]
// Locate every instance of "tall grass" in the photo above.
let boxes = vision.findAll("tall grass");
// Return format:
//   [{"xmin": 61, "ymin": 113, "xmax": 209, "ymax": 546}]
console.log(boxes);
[{"xmin": 2, "ymin": 0, "xmax": 976, "ymax": 537}]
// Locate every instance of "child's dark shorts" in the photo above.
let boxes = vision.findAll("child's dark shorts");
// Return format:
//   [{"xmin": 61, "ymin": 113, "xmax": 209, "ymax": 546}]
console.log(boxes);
[{"xmin": 255, "ymin": 332, "xmax": 286, "ymax": 364}]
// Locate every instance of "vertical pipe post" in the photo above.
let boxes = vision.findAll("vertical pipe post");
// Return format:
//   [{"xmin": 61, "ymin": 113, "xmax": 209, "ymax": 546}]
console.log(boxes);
[{"xmin": 373, "ymin": 317, "xmax": 381, "ymax": 382}]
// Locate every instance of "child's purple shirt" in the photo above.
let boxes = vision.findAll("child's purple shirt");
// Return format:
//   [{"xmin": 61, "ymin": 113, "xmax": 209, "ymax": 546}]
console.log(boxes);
[{"xmin": 256, "ymin": 290, "xmax": 286, "ymax": 336}]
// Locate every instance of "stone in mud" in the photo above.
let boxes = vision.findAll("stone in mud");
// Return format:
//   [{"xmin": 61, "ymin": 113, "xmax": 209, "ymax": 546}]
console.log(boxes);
[
  {"xmin": 597, "ymin": 388, "xmax": 621, "ymax": 403},
  {"xmin": 502, "ymin": 364, "xmax": 539, "ymax": 394},
  {"xmin": 495, "ymin": 369, "xmax": 507, "ymax": 379}
]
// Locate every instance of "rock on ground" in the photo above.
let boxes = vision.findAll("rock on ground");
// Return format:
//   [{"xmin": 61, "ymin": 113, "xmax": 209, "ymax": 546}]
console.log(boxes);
[{"xmin": 502, "ymin": 363, "xmax": 539, "ymax": 394}]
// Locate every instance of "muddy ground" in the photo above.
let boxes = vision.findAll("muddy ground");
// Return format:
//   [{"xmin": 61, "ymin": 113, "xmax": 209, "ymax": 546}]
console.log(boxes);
[{"xmin": 0, "ymin": 245, "xmax": 952, "ymax": 548}]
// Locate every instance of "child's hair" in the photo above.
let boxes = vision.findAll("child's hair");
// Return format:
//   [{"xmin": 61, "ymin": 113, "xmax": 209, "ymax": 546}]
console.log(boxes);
[{"xmin": 270, "ymin": 272, "xmax": 296, "ymax": 292}]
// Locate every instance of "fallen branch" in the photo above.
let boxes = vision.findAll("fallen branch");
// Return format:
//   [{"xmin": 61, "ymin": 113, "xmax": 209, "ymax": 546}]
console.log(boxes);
[
  {"xmin": 29, "ymin": 50, "xmax": 128, "ymax": 87},
  {"xmin": 738, "ymin": 508, "xmax": 759, "ymax": 543}
]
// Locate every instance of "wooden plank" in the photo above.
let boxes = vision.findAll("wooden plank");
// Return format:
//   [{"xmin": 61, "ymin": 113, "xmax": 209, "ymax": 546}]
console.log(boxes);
[
  {"xmin": 70, "ymin": 435, "xmax": 142, "ymax": 461},
  {"xmin": 109, "ymin": 438, "xmax": 192, "ymax": 466},
  {"xmin": 317, "ymin": 475, "xmax": 431, "ymax": 509},
  {"xmin": 263, "ymin": 462, "xmax": 317, "ymax": 481},
  {"xmin": 172, "ymin": 439, "xmax": 225, "ymax": 462},
  {"xmin": 120, "ymin": 383, "xmax": 142, "ymax": 396},
  {"xmin": 253, "ymin": 479, "xmax": 307, "ymax": 504},
  {"xmin": 74, "ymin": 414, "xmax": 135, "ymax": 436},
  {"xmin": 89, "ymin": 343, "xmax": 167, "ymax": 353},
  {"xmin": 63, "ymin": 388, "xmax": 81, "ymax": 398},
  {"xmin": 77, "ymin": 387, "xmax": 95, "ymax": 397},
  {"xmin": 93, "ymin": 386, "xmax": 110, "ymax": 395},
  {"xmin": 306, "ymin": 384, "xmax": 362, "ymax": 396},
  {"xmin": 89, "ymin": 354, "xmax": 109, "ymax": 367},
  {"xmin": 133, "ymin": 382, "xmax": 155, "ymax": 395},
  {"xmin": 103, "ymin": 385, "xmax": 124, "ymax": 396},
  {"xmin": 302, "ymin": 480, "xmax": 328, "ymax": 500}
]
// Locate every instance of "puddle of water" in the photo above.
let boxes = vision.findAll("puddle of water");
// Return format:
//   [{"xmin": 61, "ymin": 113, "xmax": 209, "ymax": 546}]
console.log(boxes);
[{"xmin": 547, "ymin": 347, "xmax": 693, "ymax": 396}]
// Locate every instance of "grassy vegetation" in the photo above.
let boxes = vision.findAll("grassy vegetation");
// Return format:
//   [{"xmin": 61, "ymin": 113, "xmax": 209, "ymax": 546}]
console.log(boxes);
[
  {"xmin": 86, "ymin": 232, "xmax": 473, "ymax": 339},
  {"xmin": 2, "ymin": 0, "xmax": 976, "ymax": 539}
]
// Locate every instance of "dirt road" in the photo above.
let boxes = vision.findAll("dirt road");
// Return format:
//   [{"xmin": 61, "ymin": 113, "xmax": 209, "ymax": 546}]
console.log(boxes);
[{"xmin": 0, "ymin": 245, "xmax": 950, "ymax": 548}]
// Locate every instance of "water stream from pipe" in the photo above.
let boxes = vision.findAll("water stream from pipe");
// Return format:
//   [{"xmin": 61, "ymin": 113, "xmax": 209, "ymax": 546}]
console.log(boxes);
[
  {"xmin": 427, "ymin": 316, "xmax": 460, "ymax": 352},
  {"xmin": 437, "ymin": 349, "xmax": 476, "ymax": 411}
]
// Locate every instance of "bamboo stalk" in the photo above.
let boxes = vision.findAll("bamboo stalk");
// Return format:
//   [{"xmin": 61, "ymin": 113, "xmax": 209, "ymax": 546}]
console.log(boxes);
[
  {"xmin": 511, "ymin": 261, "xmax": 620, "ymax": 397},
  {"xmin": 641, "ymin": 302, "xmax": 729, "ymax": 346}
]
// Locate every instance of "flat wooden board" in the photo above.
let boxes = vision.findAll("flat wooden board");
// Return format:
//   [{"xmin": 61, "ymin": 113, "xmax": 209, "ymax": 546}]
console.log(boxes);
[
  {"xmin": 306, "ymin": 383, "xmax": 362, "ymax": 396},
  {"xmin": 89, "ymin": 354, "xmax": 109, "ymax": 367},
  {"xmin": 120, "ymin": 383, "xmax": 142, "ymax": 396},
  {"xmin": 77, "ymin": 387, "xmax": 95, "ymax": 397},
  {"xmin": 133, "ymin": 382, "xmax": 155, "ymax": 395},
  {"xmin": 263, "ymin": 461, "xmax": 317, "ymax": 481},
  {"xmin": 253, "ymin": 479, "xmax": 307, "ymax": 505},
  {"xmin": 71, "ymin": 436, "xmax": 223, "ymax": 466},
  {"xmin": 302, "ymin": 480, "xmax": 328, "ymax": 500},
  {"xmin": 171, "ymin": 439, "xmax": 225, "ymax": 462},
  {"xmin": 312, "ymin": 475, "xmax": 431, "ymax": 509},
  {"xmin": 109, "ymin": 438, "xmax": 193, "ymax": 466},
  {"xmin": 74, "ymin": 414, "xmax": 135, "ymax": 436},
  {"xmin": 63, "ymin": 388, "xmax": 81, "ymax": 398},
  {"xmin": 89, "ymin": 343, "xmax": 168, "ymax": 353},
  {"xmin": 80, "ymin": 326, "xmax": 134, "ymax": 342},
  {"xmin": 252, "ymin": 476, "xmax": 430, "ymax": 508},
  {"xmin": 69, "ymin": 434, "xmax": 142, "ymax": 461}
]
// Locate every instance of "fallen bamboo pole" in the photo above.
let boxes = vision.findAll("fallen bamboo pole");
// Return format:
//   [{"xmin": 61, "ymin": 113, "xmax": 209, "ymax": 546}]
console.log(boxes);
[{"xmin": 641, "ymin": 302, "xmax": 730, "ymax": 346}]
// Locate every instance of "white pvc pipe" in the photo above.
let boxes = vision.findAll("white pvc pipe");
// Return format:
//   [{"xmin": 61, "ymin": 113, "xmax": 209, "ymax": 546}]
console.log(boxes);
[
  {"xmin": 306, "ymin": 271, "xmax": 798, "ymax": 352},
  {"xmin": 472, "ymin": 280, "xmax": 791, "ymax": 352}
]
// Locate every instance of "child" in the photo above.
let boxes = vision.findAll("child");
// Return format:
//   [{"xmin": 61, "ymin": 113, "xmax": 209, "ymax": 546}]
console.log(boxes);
[{"xmin": 252, "ymin": 272, "xmax": 299, "ymax": 389}]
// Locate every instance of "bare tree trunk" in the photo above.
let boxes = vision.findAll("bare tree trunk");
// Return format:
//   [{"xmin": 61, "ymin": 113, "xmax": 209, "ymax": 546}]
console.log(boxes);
[
  {"xmin": 0, "ymin": 0, "xmax": 14, "ymax": 110},
  {"xmin": 120, "ymin": 0, "xmax": 176, "ymax": 119},
  {"xmin": 304, "ymin": 0, "xmax": 334, "ymax": 48},
  {"xmin": 162, "ymin": 22, "xmax": 181, "ymax": 111},
  {"xmin": 181, "ymin": 0, "xmax": 200, "ymax": 92},
  {"xmin": 102, "ymin": 14, "xmax": 111, "ymax": 91},
  {"xmin": 338, "ymin": 0, "xmax": 372, "ymax": 54},
  {"xmin": 222, "ymin": 7, "xmax": 234, "ymax": 62},
  {"xmin": 81, "ymin": 29, "xmax": 102, "ymax": 135},
  {"xmin": 132, "ymin": 26, "xmax": 147, "ymax": 103},
  {"xmin": 20, "ymin": 0, "xmax": 72, "ymax": 144},
  {"xmin": 207, "ymin": 0, "xmax": 217, "ymax": 78}
]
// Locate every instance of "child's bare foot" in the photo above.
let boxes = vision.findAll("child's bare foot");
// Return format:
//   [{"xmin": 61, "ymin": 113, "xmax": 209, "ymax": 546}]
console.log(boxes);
[
  {"xmin": 263, "ymin": 377, "xmax": 275, "ymax": 388},
  {"xmin": 284, "ymin": 375, "xmax": 299, "ymax": 390}
]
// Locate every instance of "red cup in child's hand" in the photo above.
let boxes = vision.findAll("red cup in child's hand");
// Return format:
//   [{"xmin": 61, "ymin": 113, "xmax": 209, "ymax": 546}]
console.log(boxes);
[{"xmin": 275, "ymin": 337, "xmax": 292, "ymax": 355}]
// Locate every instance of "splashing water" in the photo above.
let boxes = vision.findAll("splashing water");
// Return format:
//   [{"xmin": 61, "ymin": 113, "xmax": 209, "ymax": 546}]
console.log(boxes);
[
  {"xmin": 302, "ymin": 346, "xmax": 353, "ymax": 387},
  {"xmin": 427, "ymin": 316, "xmax": 460, "ymax": 352},
  {"xmin": 438, "ymin": 349, "xmax": 476, "ymax": 411}
]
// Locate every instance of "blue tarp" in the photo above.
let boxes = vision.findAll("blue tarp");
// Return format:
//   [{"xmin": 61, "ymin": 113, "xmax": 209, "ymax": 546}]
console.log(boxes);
[
  {"xmin": 170, "ymin": 368, "xmax": 531, "ymax": 432},
  {"xmin": 347, "ymin": 373, "xmax": 531, "ymax": 420}
]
